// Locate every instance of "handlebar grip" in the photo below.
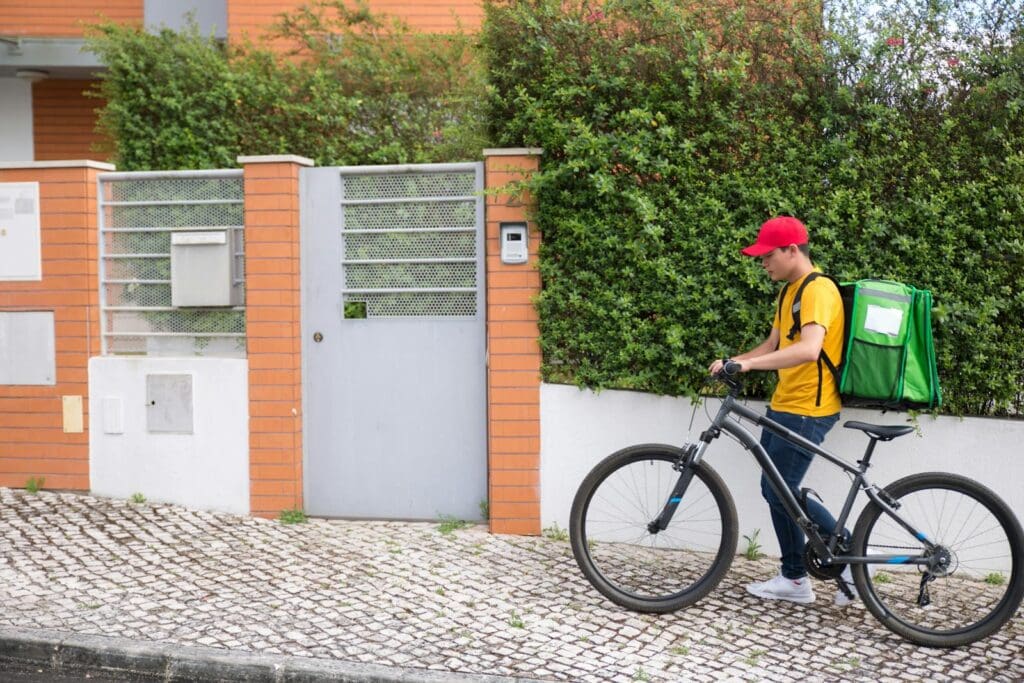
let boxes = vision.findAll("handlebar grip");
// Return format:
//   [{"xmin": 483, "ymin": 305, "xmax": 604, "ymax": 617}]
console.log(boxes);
[{"xmin": 723, "ymin": 359, "xmax": 742, "ymax": 376}]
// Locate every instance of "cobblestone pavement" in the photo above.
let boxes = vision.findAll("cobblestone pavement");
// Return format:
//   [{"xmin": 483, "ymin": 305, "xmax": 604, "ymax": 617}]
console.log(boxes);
[{"xmin": 1, "ymin": 488, "xmax": 1022, "ymax": 682}]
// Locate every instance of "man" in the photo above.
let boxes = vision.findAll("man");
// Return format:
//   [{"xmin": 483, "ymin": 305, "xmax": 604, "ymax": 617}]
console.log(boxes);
[{"xmin": 708, "ymin": 215, "xmax": 856, "ymax": 606}]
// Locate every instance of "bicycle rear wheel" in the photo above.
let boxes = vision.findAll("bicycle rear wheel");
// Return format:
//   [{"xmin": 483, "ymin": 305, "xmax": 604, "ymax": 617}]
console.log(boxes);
[
  {"xmin": 852, "ymin": 472, "xmax": 1024, "ymax": 647},
  {"xmin": 569, "ymin": 444, "xmax": 737, "ymax": 613}
]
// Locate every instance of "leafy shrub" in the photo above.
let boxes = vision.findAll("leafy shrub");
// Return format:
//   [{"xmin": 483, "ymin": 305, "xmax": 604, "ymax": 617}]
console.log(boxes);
[
  {"xmin": 86, "ymin": 0, "xmax": 487, "ymax": 170},
  {"xmin": 483, "ymin": 0, "xmax": 1024, "ymax": 415}
]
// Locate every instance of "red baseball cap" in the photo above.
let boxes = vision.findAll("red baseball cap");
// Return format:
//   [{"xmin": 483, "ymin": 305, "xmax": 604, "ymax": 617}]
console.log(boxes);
[{"xmin": 741, "ymin": 216, "xmax": 808, "ymax": 256}]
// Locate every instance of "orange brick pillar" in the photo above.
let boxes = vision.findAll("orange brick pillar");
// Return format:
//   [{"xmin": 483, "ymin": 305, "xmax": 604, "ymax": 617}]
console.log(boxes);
[
  {"xmin": 0, "ymin": 160, "xmax": 111, "ymax": 490},
  {"xmin": 484, "ymin": 148, "xmax": 543, "ymax": 535},
  {"xmin": 239, "ymin": 155, "xmax": 312, "ymax": 517}
]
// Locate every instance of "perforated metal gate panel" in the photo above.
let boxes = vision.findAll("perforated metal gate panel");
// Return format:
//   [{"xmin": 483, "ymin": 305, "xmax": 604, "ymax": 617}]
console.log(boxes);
[
  {"xmin": 341, "ymin": 170, "xmax": 480, "ymax": 318},
  {"xmin": 97, "ymin": 171, "xmax": 246, "ymax": 357},
  {"xmin": 302, "ymin": 164, "xmax": 486, "ymax": 520}
]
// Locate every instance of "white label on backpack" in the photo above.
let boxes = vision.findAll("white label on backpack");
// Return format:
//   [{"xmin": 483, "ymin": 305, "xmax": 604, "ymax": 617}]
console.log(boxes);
[{"xmin": 864, "ymin": 304, "xmax": 903, "ymax": 336}]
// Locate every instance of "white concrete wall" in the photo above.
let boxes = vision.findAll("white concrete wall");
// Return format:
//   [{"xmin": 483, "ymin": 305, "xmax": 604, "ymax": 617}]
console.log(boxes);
[
  {"xmin": 89, "ymin": 356, "xmax": 250, "ymax": 514},
  {"xmin": 0, "ymin": 79, "xmax": 34, "ymax": 162},
  {"xmin": 541, "ymin": 383, "xmax": 1024, "ymax": 557}
]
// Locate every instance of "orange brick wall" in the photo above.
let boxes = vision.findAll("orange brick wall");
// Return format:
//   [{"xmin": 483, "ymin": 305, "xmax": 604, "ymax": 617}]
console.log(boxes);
[
  {"xmin": 0, "ymin": 1, "xmax": 142, "ymax": 36},
  {"xmin": 228, "ymin": 0, "xmax": 483, "ymax": 43},
  {"xmin": 240, "ymin": 155, "xmax": 310, "ymax": 517},
  {"xmin": 484, "ymin": 149, "xmax": 543, "ymax": 535},
  {"xmin": 0, "ymin": 162, "xmax": 108, "ymax": 491},
  {"xmin": 32, "ymin": 80, "xmax": 110, "ymax": 162}
]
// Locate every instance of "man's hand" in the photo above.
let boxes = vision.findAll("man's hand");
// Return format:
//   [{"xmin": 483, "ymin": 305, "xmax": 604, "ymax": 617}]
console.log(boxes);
[{"xmin": 708, "ymin": 358, "xmax": 745, "ymax": 376}]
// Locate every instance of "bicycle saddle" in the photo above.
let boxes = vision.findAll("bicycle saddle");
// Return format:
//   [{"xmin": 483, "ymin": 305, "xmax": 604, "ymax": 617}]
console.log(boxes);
[{"xmin": 843, "ymin": 421, "xmax": 915, "ymax": 440}]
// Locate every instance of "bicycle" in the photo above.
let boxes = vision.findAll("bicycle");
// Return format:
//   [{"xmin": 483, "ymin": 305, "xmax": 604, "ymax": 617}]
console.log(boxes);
[{"xmin": 568, "ymin": 361, "xmax": 1024, "ymax": 647}]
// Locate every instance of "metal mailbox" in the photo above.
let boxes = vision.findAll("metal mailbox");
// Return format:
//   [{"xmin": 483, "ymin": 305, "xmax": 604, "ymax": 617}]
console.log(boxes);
[{"xmin": 170, "ymin": 230, "xmax": 234, "ymax": 307}]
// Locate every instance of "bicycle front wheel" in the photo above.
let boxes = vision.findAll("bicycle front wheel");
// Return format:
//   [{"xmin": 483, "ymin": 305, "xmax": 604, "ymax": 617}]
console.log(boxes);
[
  {"xmin": 852, "ymin": 472, "xmax": 1024, "ymax": 647},
  {"xmin": 569, "ymin": 444, "xmax": 737, "ymax": 613}
]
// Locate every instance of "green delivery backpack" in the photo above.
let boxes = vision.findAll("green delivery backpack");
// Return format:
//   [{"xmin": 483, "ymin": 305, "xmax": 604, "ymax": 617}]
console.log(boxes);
[{"xmin": 780, "ymin": 275, "xmax": 942, "ymax": 410}]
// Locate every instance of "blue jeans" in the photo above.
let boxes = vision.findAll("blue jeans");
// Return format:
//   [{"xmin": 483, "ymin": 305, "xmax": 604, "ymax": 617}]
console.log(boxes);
[{"xmin": 759, "ymin": 408, "xmax": 841, "ymax": 580}]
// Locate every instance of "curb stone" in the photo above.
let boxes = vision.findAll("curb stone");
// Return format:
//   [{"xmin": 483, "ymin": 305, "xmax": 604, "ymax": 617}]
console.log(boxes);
[{"xmin": 0, "ymin": 627, "xmax": 543, "ymax": 683}]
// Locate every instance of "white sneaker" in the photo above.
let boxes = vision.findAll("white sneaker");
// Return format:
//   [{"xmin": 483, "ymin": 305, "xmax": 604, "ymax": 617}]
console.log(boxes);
[
  {"xmin": 835, "ymin": 564, "xmax": 877, "ymax": 607},
  {"xmin": 746, "ymin": 573, "xmax": 816, "ymax": 604}
]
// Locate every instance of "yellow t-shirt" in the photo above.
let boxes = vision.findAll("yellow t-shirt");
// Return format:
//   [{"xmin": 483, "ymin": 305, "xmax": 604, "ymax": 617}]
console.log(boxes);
[{"xmin": 770, "ymin": 270, "xmax": 844, "ymax": 417}]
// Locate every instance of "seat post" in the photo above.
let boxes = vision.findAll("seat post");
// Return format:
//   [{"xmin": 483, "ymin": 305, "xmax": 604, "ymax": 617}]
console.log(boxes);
[{"xmin": 857, "ymin": 437, "xmax": 880, "ymax": 470}]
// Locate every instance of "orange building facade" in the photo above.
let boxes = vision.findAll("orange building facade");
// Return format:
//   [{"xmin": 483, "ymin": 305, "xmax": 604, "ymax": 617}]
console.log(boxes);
[{"xmin": 0, "ymin": 0, "xmax": 484, "ymax": 163}]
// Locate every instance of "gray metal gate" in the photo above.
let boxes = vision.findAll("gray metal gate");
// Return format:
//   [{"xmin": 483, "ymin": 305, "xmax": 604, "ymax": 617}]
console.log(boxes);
[{"xmin": 301, "ymin": 163, "xmax": 487, "ymax": 520}]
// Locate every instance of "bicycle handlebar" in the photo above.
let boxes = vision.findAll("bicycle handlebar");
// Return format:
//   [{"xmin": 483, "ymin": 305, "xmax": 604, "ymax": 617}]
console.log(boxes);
[{"xmin": 712, "ymin": 358, "xmax": 744, "ymax": 395}]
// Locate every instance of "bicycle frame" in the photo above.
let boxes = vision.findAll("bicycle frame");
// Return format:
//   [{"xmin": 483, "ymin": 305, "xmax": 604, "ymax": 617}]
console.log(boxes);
[{"xmin": 658, "ymin": 392, "xmax": 939, "ymax": 570}]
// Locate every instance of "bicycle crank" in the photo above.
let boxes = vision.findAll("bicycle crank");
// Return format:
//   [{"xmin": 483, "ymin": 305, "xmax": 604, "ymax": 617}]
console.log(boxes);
[{"xmin": 804, "ymin": 545, "xmax": 845, "ymax": 580}]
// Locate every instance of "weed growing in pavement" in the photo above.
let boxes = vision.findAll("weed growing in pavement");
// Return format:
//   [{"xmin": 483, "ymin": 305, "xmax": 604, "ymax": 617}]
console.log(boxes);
[
  {"xmin": 278, "ymin": 508, "xmax": 308, "ymax": 524},
  {"xmin": 542, "ymin": 523, "xmax": 569, "ymax": 541},
  {"xmin": 744, "ymin": 648, "xmax": 766, "ymax": 666},
  {"xmin": 508, "ymin": 611, "xmax": 525, "ymax": 628},
  {"xmin": 873, "ymin": 572, "xmax": 893, "ymax": 584},
  {"xmin": 633, "ymin": 667, "xmax": 651, "ymax": 682},
  {"xmin": 742, "ymin": 529, "xmax": 763, "ymax": 561},
  {"xmin": 830, "ymin": 656, "xmax": 861, "ymax": 670},
  {"xmin": 478, "ymin": 499, "xmax": 489, "ymax": 520},
  {"xmin": 671, "ymin": 645, "xmax": 690, "ymax": 656},
  {"xmin": 130, "ymin": 492, "xmax": 146, "ymax": 504},
  {"xmin": 985, "ymin": 572, "xmax": 1006, "ymax": 586},
  {"xmin": 436, "ymin": 587, "xmax": 446, "ymax": 596},
  {"xmin": 24, "ymin": 477, "xmax": 45, "ymax": 494},
  {"xmin": 437, "ymin": 515, "xmax": 470, "ymax": 535}
]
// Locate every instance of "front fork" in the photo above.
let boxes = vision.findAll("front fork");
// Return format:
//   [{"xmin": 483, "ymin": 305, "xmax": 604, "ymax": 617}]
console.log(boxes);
[{"xmin": 647, "ymin": 432, "xmax": 715, "ymax": 533}]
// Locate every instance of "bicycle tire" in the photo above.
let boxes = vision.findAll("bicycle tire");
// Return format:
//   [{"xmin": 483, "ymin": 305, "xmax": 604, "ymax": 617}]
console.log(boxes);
[
  {"xmin": 569, "ymin": 444, "xmax": 738, "ymax": 613},
  {"xmin": 851, "ymin": 472, "xmax": 1024, "ymax": 647}
]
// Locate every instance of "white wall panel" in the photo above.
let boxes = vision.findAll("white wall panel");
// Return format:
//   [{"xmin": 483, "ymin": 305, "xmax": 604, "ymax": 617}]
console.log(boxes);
[{"xmin": 89, "ymin": 356, "xmax": 249, "ymax": 514}]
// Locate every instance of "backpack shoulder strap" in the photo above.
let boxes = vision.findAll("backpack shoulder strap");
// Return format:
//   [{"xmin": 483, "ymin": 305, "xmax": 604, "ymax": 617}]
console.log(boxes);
[
  {"xmin": 776, "ymin": 282, "xmax": 791, "ymax": 334},
  {"xmin": 785, "ymin": 272, "xmax": 821, "ymax": 341}
]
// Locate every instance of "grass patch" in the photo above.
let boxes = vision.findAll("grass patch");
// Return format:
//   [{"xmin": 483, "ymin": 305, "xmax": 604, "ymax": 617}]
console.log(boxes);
[
  {"xmin": 278, "ymin": 508, "xmax": 308, "ymax": 524},
  {"xmin": 633, "ymin": 667, "xmax": 651, "ymax": 681},
  {"xmin": 542, "ymin": 522, "xmax": 569, "ymax": 541},
  {"xmin": 130, "ymin": 492, "xmax": 146, "ymax": 504},
  {"xmin": 437, "ymin": 514, "xmax": 470, "ymax": 535},
  {"xmin": 985, "ymin": 572, "xmax": 1006, "ymax": 586}
]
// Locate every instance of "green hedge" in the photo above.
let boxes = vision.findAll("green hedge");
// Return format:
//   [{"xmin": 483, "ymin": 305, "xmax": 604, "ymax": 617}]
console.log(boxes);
[
  {"xmin": 86, "ymin": 0, "xmax": 486, "ymax": 169},
  {"xmin": 483, "ymin": 0, "xmax": 1024, "ymax": 416}
]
